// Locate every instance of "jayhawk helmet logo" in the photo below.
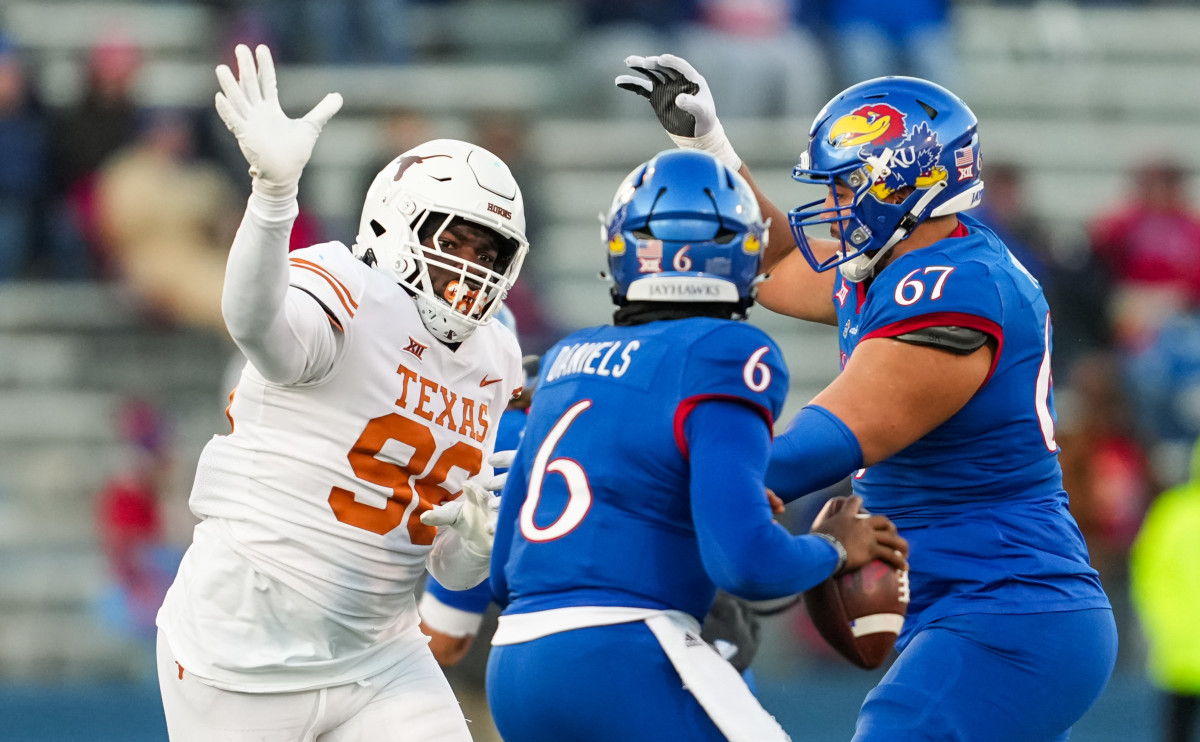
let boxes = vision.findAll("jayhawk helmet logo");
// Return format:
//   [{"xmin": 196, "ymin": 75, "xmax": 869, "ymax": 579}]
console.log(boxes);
[{"xmin": 828, "ymin": 104, "xmax": 907, "ymax": 148}]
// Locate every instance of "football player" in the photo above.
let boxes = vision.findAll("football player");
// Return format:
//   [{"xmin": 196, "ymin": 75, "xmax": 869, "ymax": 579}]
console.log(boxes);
[
  {"xmin": 485, "ymin": 148, "xmax": 908, "ymax": 742},
  {"xmin": 155, "ymin": 44, "xmax": 526, "ymax": 741},
  {"xmin": 620, "ymin": 55, "xmax": 1118, "ymax": 741}
]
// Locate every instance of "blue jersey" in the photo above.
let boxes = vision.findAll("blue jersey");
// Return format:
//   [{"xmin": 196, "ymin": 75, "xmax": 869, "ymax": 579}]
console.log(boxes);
[
  {"xmin": 495, "ymin": 318, "xmax": 788, "ymax": 621},
  {"xmin": 832, "ymin": 214, "xmax": 1109, "ymax": 639}
]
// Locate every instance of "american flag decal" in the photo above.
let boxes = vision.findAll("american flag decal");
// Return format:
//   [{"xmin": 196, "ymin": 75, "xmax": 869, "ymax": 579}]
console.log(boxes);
[
  {"xmin": 636, "ymin": 239, "xmax": 663, "ymax": 259},
  {"xmin": 954, "ymin": 147, "xmax": 975, "ymax": 180}
]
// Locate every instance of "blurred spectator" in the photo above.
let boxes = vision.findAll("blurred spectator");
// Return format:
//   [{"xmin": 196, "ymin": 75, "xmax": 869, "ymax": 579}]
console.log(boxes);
[
  {"xmin": 231, "ymin": 0, "xmax": 413, "ymax": 65},
  {"xmin": 973, "ymin": 162, "xmax": 1053, "ymax": 281},
  {"xmin": 825, "ymin": 0, "xmax": 956, "ymax": 91},
  {"xmin": 0, "ymin": 35, "xmax": 53, "ymax": 279},
  {"xmin": 50, "ymin": 36, "xmax": 144, "ymax": 276},
  {"xmin": 95, "ymin": 399, "xmax": 182, "ymax": 641},
  {"xmin": 1056, "ymin": 352, "xmax": 1155, "ymax": 584},
  {"xmin": 1122, "ymin": 311, "xmax": 1200, "ymax": 452},
  {"xmin": 93, "ymin": 109, "xmax": 238, "ymax": 335},
  {"xmin": 679, "ymin": 0, "xmax": 830, "ymax": 118},
  {"xmin": 1089, "ymin": 160, "xmax": 1200, "ymax": 352},
  {"xmin": 1130, "ymin": 435, "xmax": 1200, "ymax": 742},
  {"xmin": 974, "ymin": 162, "xmax": 1111, "ymax": 375},
  {"xmin": 301, "ymin": 0, "xmax": 413, "ymax": 64},
  {"xmin": 568, "ymin": 0, "xmax": 695, "ymax": 117}
]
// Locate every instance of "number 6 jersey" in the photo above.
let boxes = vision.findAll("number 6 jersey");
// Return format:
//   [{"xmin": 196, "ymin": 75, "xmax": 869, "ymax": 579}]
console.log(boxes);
[{"xmin": 158, "ymin": 241, "xmax": 522, "ymax": 692}]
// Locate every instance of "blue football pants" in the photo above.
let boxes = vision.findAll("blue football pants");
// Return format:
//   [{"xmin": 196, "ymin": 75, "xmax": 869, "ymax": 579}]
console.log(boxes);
[
  {"xmin": 486, "ymin": 621, "xmax": 730, "ymax": 742},
  {"xmin": 854, "ymin": 608, "xmax": 1118, "ymax": 742}
]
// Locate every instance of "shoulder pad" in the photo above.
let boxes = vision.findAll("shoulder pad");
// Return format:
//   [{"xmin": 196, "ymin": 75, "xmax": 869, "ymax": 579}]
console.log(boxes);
[{"xmin": 895, "ymin": 325, "xmax": 991, "ymax": 355}]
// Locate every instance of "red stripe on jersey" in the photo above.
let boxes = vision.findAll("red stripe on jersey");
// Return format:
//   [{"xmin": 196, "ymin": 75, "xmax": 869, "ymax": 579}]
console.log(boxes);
[
  {"xmin": 673, "ymin": 393, "xmax": 775, "ymax": 460},
  {"xmin": 861, "ymin": 311, "xmax": 1004, "ymax": 386}
]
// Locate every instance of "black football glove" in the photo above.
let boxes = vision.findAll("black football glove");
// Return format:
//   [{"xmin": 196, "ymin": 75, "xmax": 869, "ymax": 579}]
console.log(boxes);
[{"xmin": 615, "ymin": 54, "xmax": 742, "ymax": 170}]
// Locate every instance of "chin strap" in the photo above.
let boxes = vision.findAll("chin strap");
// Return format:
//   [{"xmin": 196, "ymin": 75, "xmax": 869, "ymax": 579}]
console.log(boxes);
[{"xmin": 839, "ymin": 179, "xmax": 950, "ymax": 284}]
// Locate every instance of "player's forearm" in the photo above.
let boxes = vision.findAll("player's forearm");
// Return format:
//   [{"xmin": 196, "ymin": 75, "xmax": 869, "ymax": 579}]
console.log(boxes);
[
  {"xmin": 688, "ymin": 402, "xmax": 841, "ymax": 598},
  {"xmin": 222, "ymin": 192, "xmax": 308, "ymax": 381},
  {"xmin": 738, "ymin": 164, "xmax": 796, "ymax": 275},
  {"xmin": 765, "ymin": 405, "xmax": 863, "ymax": 502}
]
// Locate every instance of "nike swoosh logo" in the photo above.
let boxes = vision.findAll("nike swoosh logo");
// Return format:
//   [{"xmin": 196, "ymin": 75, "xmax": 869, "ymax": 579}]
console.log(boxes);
[{"xmin": 480, "ymin": 376, "xmax": 503, "ymax": 387}]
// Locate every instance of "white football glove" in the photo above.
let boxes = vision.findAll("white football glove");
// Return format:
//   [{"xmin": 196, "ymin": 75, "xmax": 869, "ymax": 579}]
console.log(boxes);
[
  {"xmin": 214, "ymin": 44, "xmax": 343, "ymax": 199},
  {"xmin": 420, "ymin": 480, "xmax": 500, "ymax": 559},
  {"xmin": 616, "ymin": 54, "xmax": 742, "ymax": 171}
]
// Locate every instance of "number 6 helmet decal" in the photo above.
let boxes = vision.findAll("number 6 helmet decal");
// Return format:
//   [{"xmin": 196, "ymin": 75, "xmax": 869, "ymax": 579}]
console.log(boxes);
[{"xmin": 603, "ymin": 149, "xmax": 768, "ymax": 317}]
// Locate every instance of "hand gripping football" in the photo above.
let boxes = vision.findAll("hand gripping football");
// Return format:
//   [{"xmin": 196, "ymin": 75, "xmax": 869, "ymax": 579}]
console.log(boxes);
[{"xmin": 803, "ymin": 542, "xmax": 910, "ymax": 669}]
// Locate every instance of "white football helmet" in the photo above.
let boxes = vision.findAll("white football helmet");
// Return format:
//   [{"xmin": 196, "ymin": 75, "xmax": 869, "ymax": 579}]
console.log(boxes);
[{"xmin": 354, "ymin": 139, "xmax": 529, "ymax": 342}]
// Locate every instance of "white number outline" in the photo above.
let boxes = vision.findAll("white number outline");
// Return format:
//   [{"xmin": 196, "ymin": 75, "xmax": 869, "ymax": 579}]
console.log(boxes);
[
  {"xmin": 893, "ymin": 265, "xmax": 956, "ymax": 306},
  {"xmin": 743, "ymin": 346, "xmax": 772, "ymax": 392},
  {"xmin": 1034, "ymin": 312, "xmax": 1057, "ymax": 451},
  {"xmin": 520, "ymin": 399, "xmax": 594, "ymax": 542}
]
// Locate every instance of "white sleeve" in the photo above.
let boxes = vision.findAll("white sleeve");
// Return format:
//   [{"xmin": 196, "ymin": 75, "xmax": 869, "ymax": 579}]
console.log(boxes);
[
  {"xmin": 417, "ymin": 590, "xmax": 486, "ymax": 638},
  {"xmin": 221, "ymin": 192, "xmax": 342, "ymax": 384}
]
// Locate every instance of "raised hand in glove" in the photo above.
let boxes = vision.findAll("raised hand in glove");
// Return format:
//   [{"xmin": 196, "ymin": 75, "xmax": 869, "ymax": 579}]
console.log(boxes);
[
  {"xmin": 420, "ymin": 480, "xmax": 500, "ymax": 559},
  {"xmin": 214, "ymin": 44, "xmax": 342, "ymax": 199},
  {"xmin": 616, "ymin": 54, "xmax": 741, "ymax": 171}
]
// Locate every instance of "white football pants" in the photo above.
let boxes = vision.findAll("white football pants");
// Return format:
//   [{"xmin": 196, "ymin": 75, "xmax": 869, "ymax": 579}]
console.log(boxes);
[{"xmin": 157, "ymin": 631, "xmax": 471, "ymax": 741}]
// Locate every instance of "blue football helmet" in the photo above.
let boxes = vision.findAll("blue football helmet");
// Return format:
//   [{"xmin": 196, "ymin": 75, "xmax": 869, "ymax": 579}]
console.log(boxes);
[
  {"xmin": 789, "ymin": 76, "xmax": 985, "ymax": 283},
  {"xmin": 604, "ymin": 149, "xmax": 767, "ymax": 313}
]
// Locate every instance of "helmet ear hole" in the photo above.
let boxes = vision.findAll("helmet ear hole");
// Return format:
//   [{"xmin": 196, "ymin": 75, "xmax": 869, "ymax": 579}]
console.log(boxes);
[
  {"xmin": 714, "ymin": 227, "xmax": 739, "ymax": 244},
  {"xmin": 370, "ymin": 220, "xmax": 386, "ymax": 237}
]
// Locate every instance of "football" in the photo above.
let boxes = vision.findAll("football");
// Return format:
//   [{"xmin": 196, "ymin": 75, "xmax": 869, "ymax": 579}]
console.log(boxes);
[{"xmin": 803, "ymin": 557, "xmax": 910, "ymax": 669}]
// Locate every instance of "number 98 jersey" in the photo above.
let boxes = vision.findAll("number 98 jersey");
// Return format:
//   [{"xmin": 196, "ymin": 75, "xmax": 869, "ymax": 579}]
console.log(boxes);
[
  {"xmin": 496, "ymin": 317, "xmax": 788, "ymax": 621},
  {"xmin": 158, "ymin": 243, "xmax": 523, "ymax": 692}
]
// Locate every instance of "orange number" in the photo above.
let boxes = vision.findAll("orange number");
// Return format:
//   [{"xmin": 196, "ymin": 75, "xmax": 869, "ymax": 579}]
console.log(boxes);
[{"xmin": 328, "ymin": 414, "xmax": 482, "ymax": 545}]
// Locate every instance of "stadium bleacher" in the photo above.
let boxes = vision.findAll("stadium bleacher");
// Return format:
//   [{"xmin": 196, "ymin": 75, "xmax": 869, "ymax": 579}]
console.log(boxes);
[{"xmin": 0, "ymin": 3, "xmax": 1181, "ymax": 737}]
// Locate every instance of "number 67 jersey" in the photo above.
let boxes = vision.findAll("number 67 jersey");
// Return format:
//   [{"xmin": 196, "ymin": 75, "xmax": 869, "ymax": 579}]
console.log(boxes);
[
  {"xmin": 157, "ymin": 243, "xmax": 523, "ymax": 693},
  {"xmin": 833, "ymin": 214, "xmax": 1109, "ymax": 649}
]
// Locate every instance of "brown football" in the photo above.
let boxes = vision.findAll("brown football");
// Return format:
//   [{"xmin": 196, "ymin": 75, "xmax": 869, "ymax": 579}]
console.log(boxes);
[{"xmin": 803, "ymin": 558, "xmax": 910, "ymax": 669}]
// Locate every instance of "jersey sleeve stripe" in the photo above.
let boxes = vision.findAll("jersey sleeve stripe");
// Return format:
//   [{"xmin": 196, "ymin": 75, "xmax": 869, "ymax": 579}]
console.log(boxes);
[
  {"xmin": 291, "ymin": 285, "xmax": 346, "ymax": 332},
  {"xmin": 673, "ymin": 393, "xmax": 775, "ymax": 460},
  {"xmin": 224, "ymin": 386, "xmax": 236, "ymax": 433},
  {"xmin": 289, "ymin": 260, "xmax": 358, "ymax": 317},
  {"xmin": 289, "ymin": 257, "xmax": 360, "ymax": 309},
  {"xmin": 861, "ymin": 311, "xmax": 1005, "ymax": 386}
]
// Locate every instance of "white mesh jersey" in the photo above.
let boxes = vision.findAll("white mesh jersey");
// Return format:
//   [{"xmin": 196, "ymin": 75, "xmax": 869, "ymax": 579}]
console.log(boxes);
[{"xmin": 158, "ymin": 242, "xmax": 523, "ymax": 693}]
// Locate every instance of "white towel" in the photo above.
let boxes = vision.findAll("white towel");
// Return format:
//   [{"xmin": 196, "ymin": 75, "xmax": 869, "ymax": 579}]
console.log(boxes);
[{"xmin": 645, "ymin": 611, "xmax": 791, "ymax": 742}]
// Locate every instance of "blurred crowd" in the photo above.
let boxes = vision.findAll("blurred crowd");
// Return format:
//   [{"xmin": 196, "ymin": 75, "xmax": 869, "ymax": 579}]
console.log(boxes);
[{"xmin": 0, "ymin": 0, "xmax": 1196, "ymax": 730}]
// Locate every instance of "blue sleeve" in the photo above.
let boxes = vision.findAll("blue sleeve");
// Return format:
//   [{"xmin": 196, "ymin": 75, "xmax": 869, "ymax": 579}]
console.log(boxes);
[
  {"xmin": 765, "ymin": 405, "xmax": 864, "ymax": 503},
  {"xmin": 860, "ymin": 249, "xmax": 1003, "ymax": 342},
  {"xmin": 424, "ymin": 574, "xmax": 494, "ymax": 613},
  {"xmin": 687, "ymin": 399, "xmax": 840, "ymax": 599},
  {"xmin": 489, "ymin": 443, "xmax": 529, "ymax": 608},
  {"xmin": 494, "ymin": 407, "xmax": 527, "ymax": 454},
  {"xmin": 681, "ymin": 323, "xmax": 789, "ymax": 425}
]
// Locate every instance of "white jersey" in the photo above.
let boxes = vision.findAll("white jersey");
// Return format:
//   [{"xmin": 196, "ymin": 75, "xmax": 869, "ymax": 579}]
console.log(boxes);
[{"xmin": 158, "ymin": 242, "xmax": 523, "ymax": 692}]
